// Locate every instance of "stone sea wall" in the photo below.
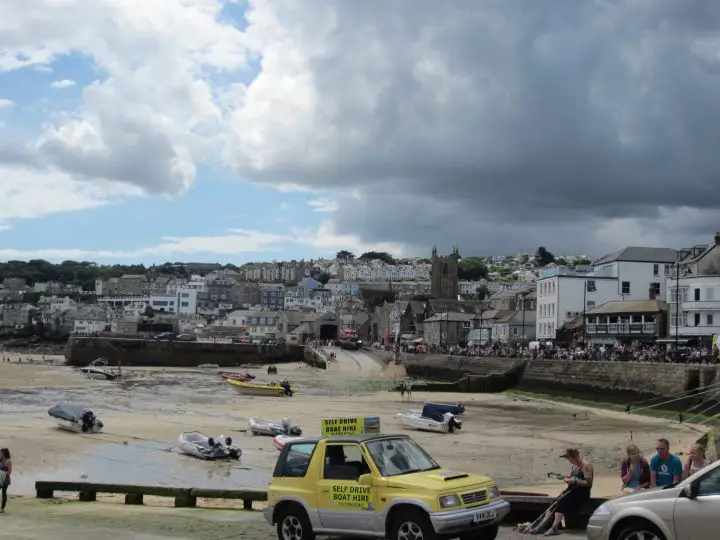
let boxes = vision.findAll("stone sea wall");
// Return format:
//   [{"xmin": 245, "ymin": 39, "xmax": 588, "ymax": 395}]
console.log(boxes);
[
  {"xmin": 400, "ymin": 353, "xmax": 720, "ymax": 398},
  {"xmin": 65, "ymin": 337, "xmax": 304, "ymax": 367}
]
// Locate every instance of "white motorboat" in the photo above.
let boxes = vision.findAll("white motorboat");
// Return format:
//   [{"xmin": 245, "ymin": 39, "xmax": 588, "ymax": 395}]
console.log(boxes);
[
  {"xmin": 272, "ymin": 434, "xmax": 304, "ymax": 451},
  {"xmin": 79, "ymin": 358, "xmax": 117, "ymax": 381},
  {"xmin": 248, "ymin": 417, "xmax": 302, "ymax": 437},
  {"xmin": 396, "ymin": 404, "xmax": 462, "ymax": 433},
  {"xmin": 177, "ymin": 431, "xmax": 241, "ymax": 460},
  {"xmin": 48, "ymin": 404, "xmax": 104, "ymax": 433}
]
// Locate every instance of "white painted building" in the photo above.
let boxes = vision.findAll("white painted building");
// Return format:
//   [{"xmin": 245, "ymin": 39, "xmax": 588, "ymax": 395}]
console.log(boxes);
[
  {"xmin": 536, "ymin": 247, "xmax": 677, "ymax": 340},
  {"xmin": 73, "ymin": 318, "xmax": 107, "ymax": 335},
  {"xmin": 38, "ymin": 295, "xmax": 77, "ymax": 313}
]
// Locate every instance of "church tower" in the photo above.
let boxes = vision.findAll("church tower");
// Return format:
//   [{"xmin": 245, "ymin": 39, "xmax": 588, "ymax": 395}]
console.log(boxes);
[{"xmin": 430, "ymin": 246, "xmax": 459, "ymax": 299}]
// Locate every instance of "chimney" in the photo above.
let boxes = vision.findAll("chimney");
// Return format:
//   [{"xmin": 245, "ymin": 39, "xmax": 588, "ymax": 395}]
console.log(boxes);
[
  {"xmin": 715, "ymin": 232, "xmax": 720, "ymax": 246},
  {"xmin": 649, "ymin": 287, "xmax": 656, "ymax": 300}
]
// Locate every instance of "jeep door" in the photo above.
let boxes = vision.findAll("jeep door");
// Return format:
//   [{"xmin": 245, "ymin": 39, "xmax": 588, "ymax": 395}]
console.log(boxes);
[{"xmin": 316, "ymin": 443, "xmax": 378, "ymax": 532}]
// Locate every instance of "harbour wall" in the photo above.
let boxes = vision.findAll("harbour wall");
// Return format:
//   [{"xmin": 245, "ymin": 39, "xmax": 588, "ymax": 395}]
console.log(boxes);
[
  {"xmin": 65, "ymin": 337, "xmax": 305, "ymax": 367},
  {"xmin": 400, "ymin": 354, "xmax": 719, "ymax": 399}
]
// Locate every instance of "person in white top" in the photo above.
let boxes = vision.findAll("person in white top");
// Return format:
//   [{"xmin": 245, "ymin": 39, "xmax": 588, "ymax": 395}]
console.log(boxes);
[{"xmin": 682, "ymin": 443, "xmax": 709, "ymax": 480}]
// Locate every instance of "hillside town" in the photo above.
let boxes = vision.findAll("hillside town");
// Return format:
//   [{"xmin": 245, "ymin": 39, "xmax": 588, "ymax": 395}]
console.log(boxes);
[{"xmin": 0, "ymin": 233, "xmax": 719, "ymax": 355}]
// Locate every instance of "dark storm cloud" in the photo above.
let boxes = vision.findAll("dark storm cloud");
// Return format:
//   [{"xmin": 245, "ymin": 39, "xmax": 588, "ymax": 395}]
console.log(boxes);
[{"xmin": 235, "ymin": 0, "xmax": 720, "ymax": 251}]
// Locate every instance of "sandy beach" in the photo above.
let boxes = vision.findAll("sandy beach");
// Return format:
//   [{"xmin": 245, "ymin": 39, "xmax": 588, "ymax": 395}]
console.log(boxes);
[{"xmin": 0, "ymin": 349, "xmax": 704, "ymax": 504}]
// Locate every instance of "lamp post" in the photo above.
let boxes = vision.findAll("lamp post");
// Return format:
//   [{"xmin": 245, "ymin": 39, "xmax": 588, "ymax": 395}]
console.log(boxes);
[
  {"xmin": 583, "ymin": 279, "xmax": 588, "ymax": 346},
  {"xmin": 675, "ymin": 251, "xmax": 681, "ymax": 350}
]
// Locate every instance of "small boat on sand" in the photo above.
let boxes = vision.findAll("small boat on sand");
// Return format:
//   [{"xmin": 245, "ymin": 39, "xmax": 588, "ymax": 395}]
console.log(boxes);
[
  {"xmin": 248, "ymin": 417, "xmax": 302, "ymax": 437},
  {"xmin": 48, "ymin": 404, "xmax": 104, "ymax": 433},
  {"xmin": 80, "ymin": 358, "xmax": 117, "ymax": 381},
  {"xmin": 396, "ymin": 404, "xmax": 462, "ymax": 433},
  {"xmin": 177, "ymin": 432, "xmax": 241, "ymax": 460},
  {"xmin": 226, "ymin": 378, "xmax": 296, "ymax": 397},
  {"xmin": 272, "ymin": 434, "xmax": 305, "ymax": 451},
  {"xmin": 219, "ymin": 371, "xmax": 256, "ymax": 382},
  {"xmin": 411, "ymin": 402, "xmax": 465, "ymax": 416}
]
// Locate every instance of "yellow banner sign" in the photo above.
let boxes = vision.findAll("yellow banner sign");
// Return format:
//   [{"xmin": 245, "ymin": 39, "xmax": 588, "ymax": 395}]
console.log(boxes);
[
  {"xmin": 321, "ymin": 417, "xmax": 381, "ymax": 437},
  {"xmin": 330, "ymin": 484, "xmax": 373, "ymax": 509}
]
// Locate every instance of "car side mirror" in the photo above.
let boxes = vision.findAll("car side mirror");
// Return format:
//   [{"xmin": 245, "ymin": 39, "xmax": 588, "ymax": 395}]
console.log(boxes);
[
  {"xmin": 358, "ymin": 474, "xmax": 373, "ymax": 487},
  {"xmin": 683, "ymin": 482, "xmax": 699, "ymax": 499}
]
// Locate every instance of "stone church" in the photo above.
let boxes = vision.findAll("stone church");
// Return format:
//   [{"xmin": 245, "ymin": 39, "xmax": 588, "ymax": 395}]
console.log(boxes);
[{"xmin": 430, "ymin": 246, "xmax": 459, "ymax": 299}]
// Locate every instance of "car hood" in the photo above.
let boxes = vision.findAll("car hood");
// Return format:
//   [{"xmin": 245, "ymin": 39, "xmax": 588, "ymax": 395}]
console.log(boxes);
[
  {"xmin": 385, "ymin": 469, "xmax": 493, "ymax": 492},
  {"xmin": 609, "ymin": 485, "xmax": 683, "ymax": 507}
]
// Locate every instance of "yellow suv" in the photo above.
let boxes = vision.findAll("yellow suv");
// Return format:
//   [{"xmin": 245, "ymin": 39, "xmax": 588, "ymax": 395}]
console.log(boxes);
[{"xmin": 264, "ymin": 434, "xmax": 509, "ymax": 540}]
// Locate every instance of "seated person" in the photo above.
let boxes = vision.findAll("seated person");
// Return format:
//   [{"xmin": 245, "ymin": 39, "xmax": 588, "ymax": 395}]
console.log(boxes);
[
  {"xmin": 542, "ymin": 448, "xmax": 594, "ymax": 537},
  {"xmin": 650, "ymin": 438, "xmax": 682, "ymax": 488},
  {"xmin": 682, "ymin": 443, "xmax": 709, "ymax": 480},
  {"xmin": 620, "ymin": 444, "xmax": 650, "ymax": 493}
]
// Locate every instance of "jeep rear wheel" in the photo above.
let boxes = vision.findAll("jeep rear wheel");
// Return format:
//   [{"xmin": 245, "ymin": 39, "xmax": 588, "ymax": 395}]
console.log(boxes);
[
  {"xmin": 276, "ymin": 505, "xmax": 315, "ymax": 540},
  {"xmin": 460, "ymin": 523, "xmax": 499, "ymax": 540},
  {"xmin": 392, "ymin": 509, "xmax": 437, "ymax": 540}
]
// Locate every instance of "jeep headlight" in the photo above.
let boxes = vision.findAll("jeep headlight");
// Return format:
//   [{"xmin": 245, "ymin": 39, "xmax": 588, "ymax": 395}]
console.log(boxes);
[
  {"xmin": 487, "ymin": 486, "xmax": 500, "ymax": 499},
  {"xmin": 439, "ymin": 494, "xmax": 461, "ymax": 508},
  {"xmin": 593, "ymin": 504, "xmax": 611, "ymax": 516}
]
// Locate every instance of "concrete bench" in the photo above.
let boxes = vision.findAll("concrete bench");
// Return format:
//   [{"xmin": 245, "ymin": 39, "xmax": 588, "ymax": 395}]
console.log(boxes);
[{"xmin": 35, "ymin": 481, "xmax": 267, "ymax": 509}]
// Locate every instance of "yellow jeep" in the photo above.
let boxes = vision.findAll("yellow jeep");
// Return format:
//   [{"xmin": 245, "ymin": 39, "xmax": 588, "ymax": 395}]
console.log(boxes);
[{"xmin": 264, "ymin": 434, "xmax": 509, "ymax": 540}]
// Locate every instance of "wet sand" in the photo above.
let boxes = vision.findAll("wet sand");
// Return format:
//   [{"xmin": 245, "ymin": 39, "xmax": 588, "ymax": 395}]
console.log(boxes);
[{"xmin": 0, "ymin": 352, "xmax": 703, "ymax": 500}]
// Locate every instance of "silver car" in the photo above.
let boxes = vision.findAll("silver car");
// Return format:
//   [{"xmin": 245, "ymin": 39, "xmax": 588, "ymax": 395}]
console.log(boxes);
[{"xmin": 587, "ymin": 458, "xmax": 720, "ymax": 540}]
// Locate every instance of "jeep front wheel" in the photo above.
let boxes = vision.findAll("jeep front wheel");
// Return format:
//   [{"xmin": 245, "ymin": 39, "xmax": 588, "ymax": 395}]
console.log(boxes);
[
  {"xmin": 392, "ymin": 509, "xmax": 437, "ymax": 540},
  {"xmin": 276, "ymin": 505, "xmax": 315, "ymax": 540}
]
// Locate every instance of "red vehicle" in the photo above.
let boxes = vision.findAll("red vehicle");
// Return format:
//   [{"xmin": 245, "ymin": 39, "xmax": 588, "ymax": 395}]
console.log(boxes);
[{"xmin": 338, "ymin": 328, "xmax": 362, "ymax": 350}]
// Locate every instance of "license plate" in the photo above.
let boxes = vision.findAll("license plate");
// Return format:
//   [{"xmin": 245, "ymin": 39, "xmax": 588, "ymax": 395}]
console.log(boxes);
[{"xmin": 472, "ymin": 508, "xmax": 496, "ymax": 523}]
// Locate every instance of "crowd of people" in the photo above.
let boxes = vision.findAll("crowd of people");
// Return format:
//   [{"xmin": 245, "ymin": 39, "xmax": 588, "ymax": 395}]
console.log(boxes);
[
  {"xmin": 413, "ymin": 342, "xmax": 719, "ymax": 364},
  {"xmin": 524, "ymin": 437, "xmax": 716, "ymax": 535}
]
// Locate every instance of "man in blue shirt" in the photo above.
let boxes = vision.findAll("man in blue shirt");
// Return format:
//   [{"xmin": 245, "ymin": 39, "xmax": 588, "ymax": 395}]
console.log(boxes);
[{"xmin": 650, "ymin": 438, "xmax": 682, "ymax": 487}]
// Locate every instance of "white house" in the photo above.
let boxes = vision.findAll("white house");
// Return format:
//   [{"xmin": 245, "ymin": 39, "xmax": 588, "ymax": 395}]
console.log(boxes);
[
  {"xmin": 73, "ymin": 318, "xmax": 107, "ymax": 335},
  {"xmin": 666, "ymin": 233, "xmax": 720, "ymax": 342},
  {"xmin": 536, "ymin": 246, "xmax": 677, "ymax": 340}
]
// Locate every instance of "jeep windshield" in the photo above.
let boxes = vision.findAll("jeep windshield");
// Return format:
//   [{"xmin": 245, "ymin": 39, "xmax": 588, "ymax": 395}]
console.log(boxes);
[{"xmin": 365, "ymin": 437, "xmax": 440, "ymax": 477}]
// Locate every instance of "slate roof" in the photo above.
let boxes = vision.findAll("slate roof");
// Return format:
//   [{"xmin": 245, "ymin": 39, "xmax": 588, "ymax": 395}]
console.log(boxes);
[
  {"xmin": 586, "ymin": 300, "xmax": 668, "ymax": 315},
  {"xmin": 593, "ymin": 247, "xmax": 677, "ymax": 265}
]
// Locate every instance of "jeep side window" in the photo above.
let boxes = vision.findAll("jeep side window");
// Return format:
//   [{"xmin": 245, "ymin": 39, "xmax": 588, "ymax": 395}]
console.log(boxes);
[
  {"xmin": 323, "ymin": 444, "xmax": 370, "ymax": 481},
  {"xmin": 697, "ymin": 466, "xmax": 720, "ymax": 496},
  {"xmin": 278, "ymin": 443, "xmax": 317, "ymax": 478}
]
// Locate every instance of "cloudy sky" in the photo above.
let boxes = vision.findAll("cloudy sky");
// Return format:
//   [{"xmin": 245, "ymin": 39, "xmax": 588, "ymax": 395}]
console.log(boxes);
[{"xmin": 1, "ymin": 0, "xmax": 718, "ymax": 264}]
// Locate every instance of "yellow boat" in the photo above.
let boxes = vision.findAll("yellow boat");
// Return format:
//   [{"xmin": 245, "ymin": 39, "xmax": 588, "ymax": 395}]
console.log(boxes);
[{"xmin": 226, "ymin": 378, "xmax": 297, "ymax": 397}]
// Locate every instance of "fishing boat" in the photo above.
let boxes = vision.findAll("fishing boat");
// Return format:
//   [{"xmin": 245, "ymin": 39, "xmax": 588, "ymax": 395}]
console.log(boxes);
[
  {"xmin": 219, "ymin": 371, "xmax": 256, "ymax": 382},
  {"xmin": 272, "ymin": 434, "xmax": 305, "ymax": 451},
  {"xmin": 395, "ymin": 404, "xmax": 462, "ymax": 433},
  {"xmin": 48, "ymin": 404, "xmax": 104, "ymax": 433},
  {"xmin": 177, "ymin": 432, "xmax": 241, "ymax": 460},
  {"xmin": 79, "ymin": 358, "xmax": 117, "ymax": 381},
  {"xmin": 226, "ymin": 378, "xmax": 296, "ymax": 397},
  {"xmin": 248, "ymin": 417, "xmax": 302, "ymax": 437}
]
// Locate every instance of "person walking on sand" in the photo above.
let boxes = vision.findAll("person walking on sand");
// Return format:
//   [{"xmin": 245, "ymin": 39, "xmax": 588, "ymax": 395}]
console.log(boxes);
[{"xmin": 0, "ymin": 448, "xmax": 12, "ymax": 513}]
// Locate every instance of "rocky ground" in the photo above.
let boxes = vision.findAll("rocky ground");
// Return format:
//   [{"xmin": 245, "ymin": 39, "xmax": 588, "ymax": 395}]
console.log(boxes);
[{"xmin": 0, "ymin": 498, "xmax": 585, "ymax": 540}]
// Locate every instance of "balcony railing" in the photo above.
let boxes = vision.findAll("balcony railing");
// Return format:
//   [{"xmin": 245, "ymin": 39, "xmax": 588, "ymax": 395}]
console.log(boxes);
[
  {"xmin": 680, "ymin": 301, "xmax": 720, "ymax": 311},
  {"xmin": 586, "ymin": 323, "xmax": 656, "ymax": 335}
]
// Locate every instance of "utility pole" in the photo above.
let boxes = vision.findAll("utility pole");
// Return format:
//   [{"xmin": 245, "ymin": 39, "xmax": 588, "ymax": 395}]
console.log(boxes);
[{"xmin": 675, "ymin": 251, "xmax": 681, "ymax": 350}]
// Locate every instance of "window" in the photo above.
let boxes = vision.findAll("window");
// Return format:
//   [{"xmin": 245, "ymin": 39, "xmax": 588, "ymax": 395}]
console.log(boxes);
[
  {"xmin": 586, "ymin": 301, "xmax": 596, "ymax": 309},
  {"xmin": 463, "ymin": 321, "xmax": 471, "ymax": 329},
  {"xmin": 586, "ymin": 280, "xmax": 596, "ymax": 292},
  {"xmin": 694, "ymin": 288, "xmax": 701, "ymax": 301},
  {"xmin": 707, "ymin": 288, "xmax": 715, "ymax": 301},
  {"xmin": 650, "ymin": 283, "xmax": 661, "ymax": 296},
  {"xmin": 275, "ymin": 442, "xmax": 317, "ymax": 478},
  {"xmin": 697, "ymin": 466, "xmax": 720, "ymax": 496},
  {"xmin": 708, "ymin": 314, "xmax": 714, "ymax": 326},
  {"xmin": 671, "ymin": 314, "xmax": 687, "ymax": 327},
  {"xmin": 694, "ymin": 313, "xmax": 700, "ymax": 326},
  {"xmin": 181, "ymin": 301, "xmax": 189, "ymax": 307},
  {"xmin": 621, "ymin": 281, "xmax": 630, "ymax": 295},
  {"xmin": 365, "ymin": 438, "xmax": 439, "ymax": 477},
  {"xmin": 323, "ymin": 444, "xmax": 370, "ymax": 481},
  {"xmin": 664, "ymin": 264, "xmax": 672, "ymax": 276},
  {"xmin": 653, "ymin": 264, "xmax": 659, "ymax": 276},
  {"xmin": 669, "ymin": 287, "xmax": 689, "ymax": 303}
]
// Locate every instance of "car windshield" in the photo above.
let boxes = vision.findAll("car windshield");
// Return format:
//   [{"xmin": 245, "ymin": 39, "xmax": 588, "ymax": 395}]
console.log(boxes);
[{"xmin": 365, "ymin": 437, "xmax": 440, "ymax": 477}]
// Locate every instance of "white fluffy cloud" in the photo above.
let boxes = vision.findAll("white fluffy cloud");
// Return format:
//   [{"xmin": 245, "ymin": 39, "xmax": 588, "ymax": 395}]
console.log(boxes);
[
  {"xmin": 50, "ymin": 79, "xmax": 75, "ymax": 88},
  {"xmin": 0, "ymin": 220, "xmax": 405, "ymax": 261},
  {"xmin": 0, "ymin": 98, "xmax": 13, "ymax": 108},
  {"xmin": 2, "ymin": 1, "xmax": 720, "ymax": 255}
]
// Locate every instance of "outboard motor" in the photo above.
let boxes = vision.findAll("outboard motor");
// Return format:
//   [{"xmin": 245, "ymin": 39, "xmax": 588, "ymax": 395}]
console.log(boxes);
[
  {"xmin": 228, "ymin": 447, "xmax": 241, "ymax": 459},
  {"xmin": 280, "ymin": 380, "xmax": 292, "ymax": 396},
  {"xmin": 444, "ymin": 412, "xmax": 462, "ymax": 433},
  {"xmin": 81, "ymin": 410, "xmax": 95, "ymax": 433},
  {"xmin": 225, "ymin": 437, "xmax": 232, "ymax": 446}
]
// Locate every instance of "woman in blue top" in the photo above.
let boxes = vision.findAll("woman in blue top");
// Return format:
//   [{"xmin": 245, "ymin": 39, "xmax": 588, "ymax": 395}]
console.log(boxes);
[
  {"xmin": 650, "ymin": 438, "xmax": 682, "ymax": 488},
  {"xmin": 0, "ymin": 448, "xmax": 11, "ymax": 513}
]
